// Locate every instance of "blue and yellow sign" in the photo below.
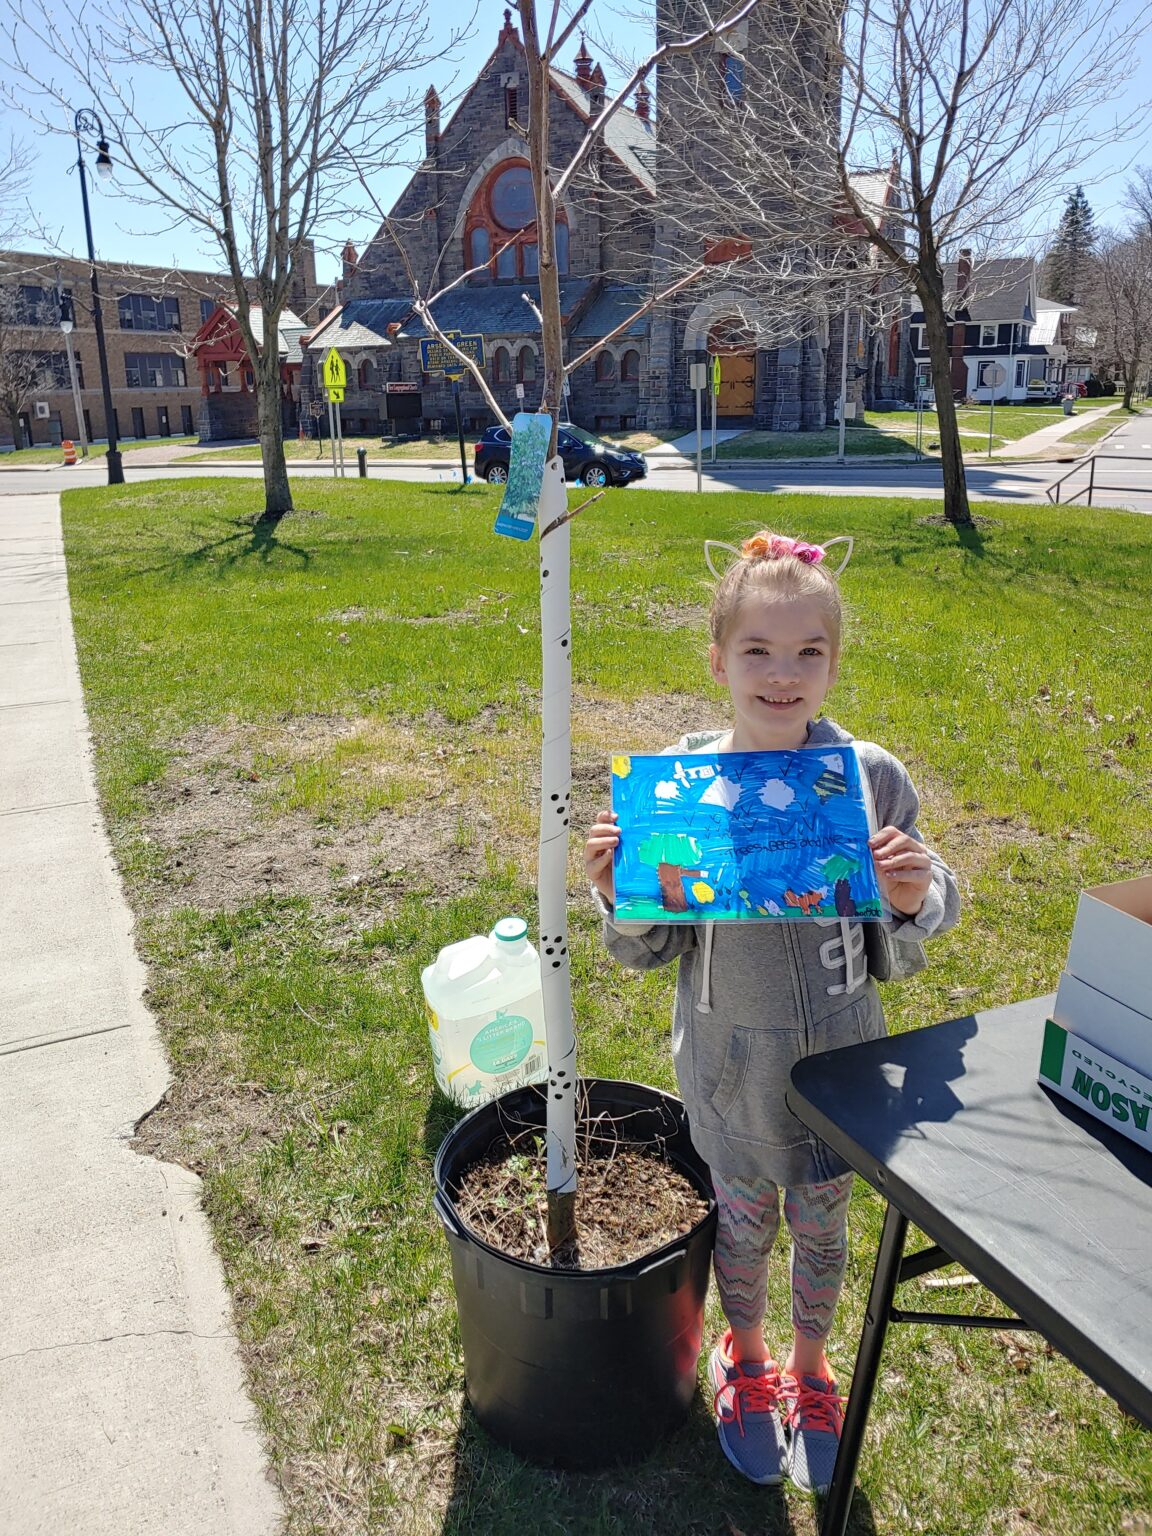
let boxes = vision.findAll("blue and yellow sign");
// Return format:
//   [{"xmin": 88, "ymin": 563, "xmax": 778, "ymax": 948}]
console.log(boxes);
[{"xmin": 419, "ymin": 331, "xmax": 486, "ymax": 377}]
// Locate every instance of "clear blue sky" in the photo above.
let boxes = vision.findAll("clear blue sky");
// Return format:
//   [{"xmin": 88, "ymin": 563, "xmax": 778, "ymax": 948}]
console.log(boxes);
[{"xmin": 2, "ymin": 2, "xmax": 1148, "ymax": 286}]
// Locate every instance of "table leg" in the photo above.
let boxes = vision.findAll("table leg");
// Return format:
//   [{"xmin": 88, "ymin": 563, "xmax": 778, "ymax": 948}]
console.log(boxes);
[{"xmin": 821, "ymin": 1202, "xmax": 908, "ymax": 1536}]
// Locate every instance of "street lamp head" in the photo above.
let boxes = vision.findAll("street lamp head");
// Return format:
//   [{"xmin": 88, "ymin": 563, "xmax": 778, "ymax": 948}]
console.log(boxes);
[
  {"xmin": 95, "ymin": 140, "xmax": 113, "ymax": 180},
  {"xmin": 59, "ymin": 316, "xmax": 74, "ymax": 334}
]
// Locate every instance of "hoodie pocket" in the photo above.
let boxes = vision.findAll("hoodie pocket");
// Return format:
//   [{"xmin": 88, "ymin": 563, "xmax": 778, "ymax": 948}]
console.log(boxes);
[{"xmin": 706, "ymin": 1026, "xmax": 809, "ymax": 1150}]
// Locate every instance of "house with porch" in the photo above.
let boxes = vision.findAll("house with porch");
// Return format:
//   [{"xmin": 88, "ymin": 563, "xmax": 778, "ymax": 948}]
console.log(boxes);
[
  {"xmin": 191, "ymin": 303, "xmax": 311, "ymax": 440},
  {"xmin": 909, "ymin": 253, "xmax": 1074, "ymax": 403}
]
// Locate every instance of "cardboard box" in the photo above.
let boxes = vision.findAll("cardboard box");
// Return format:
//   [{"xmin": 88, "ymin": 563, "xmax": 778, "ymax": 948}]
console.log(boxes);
[
  {"xmin": 1066, "ymin": 875, "xmax": 1152, "ymax": 1020},
  {"xmin": 1052, "ymin": 971, "xmax": 1152, "ymax": 1076},
  {"xmin": 1039, "ymin": 1019, "xmax": 1152, "ymax": 1153}
]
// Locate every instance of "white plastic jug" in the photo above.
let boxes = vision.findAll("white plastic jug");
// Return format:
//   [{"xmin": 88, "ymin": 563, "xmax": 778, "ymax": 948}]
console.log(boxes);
[{"xmin": 421, "ymin": 917, "xmax": 549, "ymax": 1106}]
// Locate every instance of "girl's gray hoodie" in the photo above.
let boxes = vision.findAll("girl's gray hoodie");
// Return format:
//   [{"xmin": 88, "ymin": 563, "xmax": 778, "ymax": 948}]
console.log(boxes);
[{"xmin": 594, "ymin": 717, "xmax": 960, "ymax": 1187}]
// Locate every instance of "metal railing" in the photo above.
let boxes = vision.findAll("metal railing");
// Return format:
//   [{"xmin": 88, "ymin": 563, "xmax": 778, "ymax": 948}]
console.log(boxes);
[{"xmin": 1046, "ymin": 453, "xmax": 1151, "ymax": 506}]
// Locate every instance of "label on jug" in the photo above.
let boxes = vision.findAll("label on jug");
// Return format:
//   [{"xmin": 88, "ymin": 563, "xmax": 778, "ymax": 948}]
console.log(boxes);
[{"xmin": 470, "ymin": 1010, "xmax": 535, "ymax": 1075}]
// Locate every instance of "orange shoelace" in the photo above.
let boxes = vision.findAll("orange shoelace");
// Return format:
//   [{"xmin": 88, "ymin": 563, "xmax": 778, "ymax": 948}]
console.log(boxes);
[
  {"xmin": 714, "ymin": 1364, "xmax": 783, "ymax": 1436},
  {"xmin": 782, "ymin": 1377, "xmax": 847, "ymax": 1437}
]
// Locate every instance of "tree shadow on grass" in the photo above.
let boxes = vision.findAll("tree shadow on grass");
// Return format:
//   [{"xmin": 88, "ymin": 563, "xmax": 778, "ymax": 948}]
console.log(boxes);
[{"xmin": 125, "ymin": 511, "xmax": 314, "ymax": 578}]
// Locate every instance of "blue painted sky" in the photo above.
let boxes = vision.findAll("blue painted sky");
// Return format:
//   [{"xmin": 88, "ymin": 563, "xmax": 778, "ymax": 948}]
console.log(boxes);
[{"xmin": 0, "ymin": 2, "xmax": 1147, "ymax": 286}]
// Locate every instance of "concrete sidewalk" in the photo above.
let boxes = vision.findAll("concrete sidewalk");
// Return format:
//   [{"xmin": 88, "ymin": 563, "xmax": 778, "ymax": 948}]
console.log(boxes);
[
  {"xmin": 990, "ymin": 403, "xmax": 1121, "ymax": 457},
  {"xmin": 0, "ymin": 494, "xmax": 282, "ymax": 1535}
]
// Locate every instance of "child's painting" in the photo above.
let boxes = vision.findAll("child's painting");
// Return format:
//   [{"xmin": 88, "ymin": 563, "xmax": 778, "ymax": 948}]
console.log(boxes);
[
  {"xmin": 494, "ymin": 411, "xmax": 553, "ymax": 541},
  {"xmin": 611, "ymin": 746, "xmax": 885, "ymax": 923}
]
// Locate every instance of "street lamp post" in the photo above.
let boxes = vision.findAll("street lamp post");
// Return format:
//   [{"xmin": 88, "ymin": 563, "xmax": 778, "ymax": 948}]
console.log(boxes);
[
  {"xmin": 73, "ymin": 109, "xmax": 122, "ymax": 485},
  {"xmin": 57, "ymin": 289, "xmax": 90, "ymax": 457}
]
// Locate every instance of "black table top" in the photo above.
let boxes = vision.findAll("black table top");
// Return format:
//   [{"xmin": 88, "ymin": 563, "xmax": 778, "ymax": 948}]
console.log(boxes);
[{"xmin": 787, "ymin": 995, "xmax": 1152, "ymax": 1426}]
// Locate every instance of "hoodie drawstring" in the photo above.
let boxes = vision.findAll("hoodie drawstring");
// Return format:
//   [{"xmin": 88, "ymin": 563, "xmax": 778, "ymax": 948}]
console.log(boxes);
[{"xmin": 697, "ymin": 922, "xmax": 715, "ymax": 1013}]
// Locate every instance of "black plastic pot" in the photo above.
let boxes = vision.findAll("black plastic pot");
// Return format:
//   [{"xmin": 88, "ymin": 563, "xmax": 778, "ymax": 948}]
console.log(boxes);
[{"xmin": 433, "ymin": 1077, "xmax": 717, "ymax": 1469}]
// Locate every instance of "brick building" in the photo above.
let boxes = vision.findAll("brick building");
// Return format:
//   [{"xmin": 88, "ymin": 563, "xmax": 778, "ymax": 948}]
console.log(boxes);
[
  {"xmin": 0, "ymin": 247, "xmax": 322, "ymax": 449},
  {"xmin": 300, "ymin": 6, "xmax": 904, "ymax": 439}
]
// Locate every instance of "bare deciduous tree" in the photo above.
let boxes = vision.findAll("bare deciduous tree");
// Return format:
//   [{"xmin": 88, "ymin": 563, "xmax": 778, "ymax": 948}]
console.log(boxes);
[
  {"xmin": 696, "ymin": 0, "xmax": 1148, "ymax": 524},
  {"xmin": 5, "ymin": 0, "xmax": 462, "ymax": 516},
  {"xmin": 0, "ymin": 284, "xmax": 58, "ymax": 448},
  {"xmin": 1082, "ymin": 227, "xmax": 1152, "ymax": 410}
]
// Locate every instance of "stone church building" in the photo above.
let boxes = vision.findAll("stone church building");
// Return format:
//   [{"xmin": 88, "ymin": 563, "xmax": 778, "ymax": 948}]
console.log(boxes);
[{"xmin": 301, "ymin": 5, "xmax": 905, "ymax": 437}]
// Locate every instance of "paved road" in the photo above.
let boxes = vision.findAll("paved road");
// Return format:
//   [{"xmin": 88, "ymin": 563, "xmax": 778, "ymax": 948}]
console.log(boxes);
[{"xmin": 3, "ymin": 427, "xmax": 1152, "ymax": 511}]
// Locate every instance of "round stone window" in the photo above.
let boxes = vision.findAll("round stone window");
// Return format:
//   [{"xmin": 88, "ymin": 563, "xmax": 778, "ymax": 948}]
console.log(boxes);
[{"xmin": 490, "ymin": 165, "xmax": 535, "ymax": 231}]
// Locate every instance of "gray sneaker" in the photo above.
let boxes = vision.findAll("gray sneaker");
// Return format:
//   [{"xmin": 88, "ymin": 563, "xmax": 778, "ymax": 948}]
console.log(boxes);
[
  {"xmin": 782, "ymin": 1372, "xmax": 846, "ymax": 1494},
  {"xmin": 707, "ymin": 1332, "xmax": 788, "ymax": 1485}
]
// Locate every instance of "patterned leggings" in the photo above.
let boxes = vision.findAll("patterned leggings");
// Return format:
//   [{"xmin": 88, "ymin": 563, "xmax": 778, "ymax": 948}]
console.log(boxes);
[{"xmin": 711, "ymin": 1169, "xmax": 855, "ymax": 1339}]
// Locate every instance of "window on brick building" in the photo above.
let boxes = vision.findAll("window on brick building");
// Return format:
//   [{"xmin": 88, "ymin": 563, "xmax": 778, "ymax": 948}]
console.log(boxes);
[
  {"xmin": 124, "ymin": 352, "xmax": 187, "ymax": 387},
  {"xmin": 504, "ymin": 86, "xmax": 519, "ymax": 127},
  {"xmin": 720, "ymin": 54, "xmax": 745, "ymax": 103},
  {"xmin": 595, "ymin": 349, "xmax": 615, "ymax": 382},
  {"xmin": 358, "ymin": 360, "xmax": 375, "ymax": 389},
  {"xmin": 493, "ymin": 346, "xmax": 510, "ymax": 383},
  {"xmin": 621, "ymin": 349, "xmax": 640, "ymax": 382},
  {"xmin": 200, "ymin": 298, "xmax": 216, "ymax": 325},
  {"xmin": 464, "ymin": 159, "xmax": 568, "ymax": 283},
  {"xmin": 118, "ymin": 294, "xmax": 181, "ymax": 331},
  {"xmin": 517, "ymin": 346, "xmax": 536, "ymax": 383}
]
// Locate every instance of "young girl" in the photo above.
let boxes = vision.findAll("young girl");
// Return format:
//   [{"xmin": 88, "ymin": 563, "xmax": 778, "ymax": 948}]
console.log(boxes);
[{"xmin": 583, "ymin": 531, "xmax": 959, "ymax": 1494}]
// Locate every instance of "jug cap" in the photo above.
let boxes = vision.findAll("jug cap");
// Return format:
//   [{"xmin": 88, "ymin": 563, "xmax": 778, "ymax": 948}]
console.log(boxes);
[{"xmin": 492, "ymin": 916, "xmax": 528, "ymax": 944}]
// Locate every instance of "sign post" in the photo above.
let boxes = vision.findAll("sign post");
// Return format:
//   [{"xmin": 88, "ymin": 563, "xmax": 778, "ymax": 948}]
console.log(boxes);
[
  {"xmin": 710, "ymin": 355, "xmax": 720, "ymax": 461},
  {"xmin": 983, "ymin": 362, "xmax": 1007, "ymax": 457},
  {"xmin": 419, "ymin": 331, "xmax": 486, "ymax": 485},
  {"xmin": 689, "ymin": 362, "xmax": 708, "ymax": 493},
  {"xmin": 323, "ymin": 348, "xmax": 347, "ymax": 478}
]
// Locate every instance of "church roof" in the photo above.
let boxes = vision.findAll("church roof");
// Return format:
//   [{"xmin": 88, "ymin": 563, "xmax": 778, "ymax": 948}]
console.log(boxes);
[
  {"xmin": 573, "ymin": 285, "xmax": 650, "ymax": 339},
  {"xmin": 304, "ymin": 299, "xmax": 410, "ymax": 350},
  {"xmin": 548, "ymin": 67, "xmax": 657, "ymax": 195},
  {"xmin": 401, "ymin": 278, "xmax": 595, "ymax": 338}
]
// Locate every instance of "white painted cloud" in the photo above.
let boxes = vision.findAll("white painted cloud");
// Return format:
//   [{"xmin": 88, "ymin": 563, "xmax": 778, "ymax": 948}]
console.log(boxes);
[
  {"xmin": 758, "ymin": 778, "xmax": 795, "ymax": 810},
  {"xmin": 699, "ymin": 774, "xmax": 741, "ymax": 810},
  {"xmin": 654, "ymin": 780, "xmax": 681, "ymax": 800},
  {"xmin": 820, "ymin": 753, "xmax": 844, "ymax": 774}
]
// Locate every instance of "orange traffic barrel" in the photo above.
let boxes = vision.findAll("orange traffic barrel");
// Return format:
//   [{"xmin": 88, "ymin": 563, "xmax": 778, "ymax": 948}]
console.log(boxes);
[{"xmin": 62, "ymin": 440, "xmax": 77, "ymax": 465}]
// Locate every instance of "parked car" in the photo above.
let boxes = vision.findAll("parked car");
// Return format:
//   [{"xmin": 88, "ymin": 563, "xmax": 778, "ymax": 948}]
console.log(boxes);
[{"xmin": 473, "ymin": 424, "xmax": 647, "ymax": 487}]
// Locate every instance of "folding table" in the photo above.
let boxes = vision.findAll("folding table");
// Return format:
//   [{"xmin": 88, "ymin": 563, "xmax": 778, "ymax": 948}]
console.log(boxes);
[{"xmin": 787, "ymin": 995, "xmax": 1152, "ymax": 1536}]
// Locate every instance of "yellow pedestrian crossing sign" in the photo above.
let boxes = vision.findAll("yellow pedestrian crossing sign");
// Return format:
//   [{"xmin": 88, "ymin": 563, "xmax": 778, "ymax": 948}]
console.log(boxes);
[
  {"xmin": 326, "ymin": 388, "xmax": 345, "ymax": 403},
  {"xmin": 711, "ymin": 355, "xmax": 722, "ymax": 396},
  {"xmin": 323, "ymin": 348, "xmax": 347, "ymax": 399}
]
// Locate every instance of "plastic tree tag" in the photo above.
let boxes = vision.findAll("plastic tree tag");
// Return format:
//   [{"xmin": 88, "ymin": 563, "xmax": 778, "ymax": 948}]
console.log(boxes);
[{"xmin": 494, "ymin": 412, "xmax": 554, "ymax": 540}]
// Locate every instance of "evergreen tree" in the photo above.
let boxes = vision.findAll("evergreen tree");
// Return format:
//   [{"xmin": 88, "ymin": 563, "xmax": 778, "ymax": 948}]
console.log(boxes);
[{"xmin": 1045, "ymin": 187, "xmax": 1097, "ymax": 302}]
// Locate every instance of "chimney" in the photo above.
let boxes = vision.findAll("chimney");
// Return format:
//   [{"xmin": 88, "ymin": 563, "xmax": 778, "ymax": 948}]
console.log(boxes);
[
  {"xmin": 424, "ymin": 85, "xmax": 441, "ymax": 155},
  {"xmin": 634, "ymin": 80, "xmax": 651, "ymax": 121},
  {"xmin": 288, "ymin": 238, "xmax": 318, "ymax": 311},
  {"xmin": 341, "ymin": 242, "xmax": 359, "ymax": 286},
  {"xmin": 588, "ymin": 62, "xmax": 606, "ymax": 115},
  {"xmin": 574, "ymin": 36, "xmax": 592, "ymax": 82}
]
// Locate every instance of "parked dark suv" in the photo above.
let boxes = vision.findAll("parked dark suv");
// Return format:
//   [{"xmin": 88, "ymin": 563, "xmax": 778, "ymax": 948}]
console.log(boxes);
[{"xmin": 473, "ymin": 424, "xmax": 647, "ymax": 487}]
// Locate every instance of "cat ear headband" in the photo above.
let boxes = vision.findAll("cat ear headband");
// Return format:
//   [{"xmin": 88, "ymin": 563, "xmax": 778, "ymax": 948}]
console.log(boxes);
[{"xmin": 704, "ymin": 533, "xmax": 854, "ymax": 582}]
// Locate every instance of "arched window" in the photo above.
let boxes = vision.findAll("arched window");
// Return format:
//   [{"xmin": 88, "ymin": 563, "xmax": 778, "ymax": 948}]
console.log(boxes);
[
  {"xmin": 358, "ymin": 359, "xmax": 375, "ymax": 389},
  {"xmin": 517, "ymin": 346, "xmax": 536, "ymax": 383},
  {"xmin": 464, "ymin": 159, "xmax": 569, "ymax": 283},
  {"xmin": 595, "ymin": 349, "xmax": 615, "ymax": 382},
  {"xmin": 492, "ymin": 346, "xmax": 510, "ymax": 384},
  {"xmin": 466, "ymin": 226, "xmax": 491, "ymax": 272},
  {"xmin": 621, "ymin": 349, "xmax": 640, "ymax": 382}
]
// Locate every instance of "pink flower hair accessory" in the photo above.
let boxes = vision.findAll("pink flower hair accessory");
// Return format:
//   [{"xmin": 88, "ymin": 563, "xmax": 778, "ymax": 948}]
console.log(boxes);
[{"xmin": 704, "ymin": 534, "xmax": 854, "ymax": 581}]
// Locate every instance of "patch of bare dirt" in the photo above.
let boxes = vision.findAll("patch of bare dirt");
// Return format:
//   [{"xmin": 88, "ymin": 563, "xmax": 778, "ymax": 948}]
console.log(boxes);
[
  {"xmin": 132, "ymin": 1078, "xmax": 286, "ymax": 1175},
  {"xmin": 136, "ymin": 696, "xmax": 718, "ymax": 919}
]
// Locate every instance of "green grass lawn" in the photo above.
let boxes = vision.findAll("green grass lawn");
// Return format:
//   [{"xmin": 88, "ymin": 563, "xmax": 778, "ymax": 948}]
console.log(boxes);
[
  {"xmin": 61, "ymin": 478, "xmax": 1152, "ymax": 1536},
  {"xmin": 0, "ymin": 435, "xmax": 199, "ymax": 466},
  {"xmin": 187, "ymin": 436, "xmax": 464, "ymax": 463}
]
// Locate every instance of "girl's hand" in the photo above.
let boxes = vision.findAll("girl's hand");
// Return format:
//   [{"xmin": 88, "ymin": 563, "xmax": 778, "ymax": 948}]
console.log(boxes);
[
  {"xmin": 584, "ymin": 810, "xmax": 620, "ymax": 902},
  {"xmin": 869, "ymin": 826, "xmax": 933, "ymax": 917}
]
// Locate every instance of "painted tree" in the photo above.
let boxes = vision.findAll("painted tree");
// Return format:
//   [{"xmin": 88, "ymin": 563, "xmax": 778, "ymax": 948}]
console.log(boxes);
[
  {"xmin": 1045, "ymin": 187, "xmax": 1097, "ymax": 305},
  {"xmin": 685, "ymin": 0, "xmax": 1147, "ymax": 526},
  {"xmin": 5, "ymin": 0, "xmax": 457, "ymax": 517}
]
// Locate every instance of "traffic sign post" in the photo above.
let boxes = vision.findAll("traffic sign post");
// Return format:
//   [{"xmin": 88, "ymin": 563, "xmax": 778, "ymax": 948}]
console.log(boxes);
[
  {"xmin": 689, "ymin": 362, "xmax": 708, "ymax": 493},
  {"xmin": 710, "ymin": 355, "xmax": 721, "ymax": 461},
  {"xmin": 983, "ymin": 362, "xmax": 1007, "ymax": 456},
  {"xmin": 323, "ymin": 349, "xmax": 348, "ymax": 477}
]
